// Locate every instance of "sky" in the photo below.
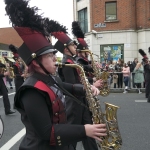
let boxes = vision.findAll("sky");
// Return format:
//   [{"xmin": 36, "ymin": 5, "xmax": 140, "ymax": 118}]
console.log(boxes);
[{"xmin": 0, "ymin": 0, "xmax": 74, "ymax": 57}]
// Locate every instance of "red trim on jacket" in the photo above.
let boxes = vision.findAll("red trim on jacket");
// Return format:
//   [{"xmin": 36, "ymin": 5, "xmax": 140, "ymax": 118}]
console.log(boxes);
[{"xmin": 34, "ymin": 81, "xmax": 66, "ymax": 145}]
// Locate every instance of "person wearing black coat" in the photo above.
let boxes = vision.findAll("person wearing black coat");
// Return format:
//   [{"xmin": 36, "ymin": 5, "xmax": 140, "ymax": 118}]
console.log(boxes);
[
  {"xmin": 143, "ymin": 60, "xmax": 150, "ymax": 102},
  {"xmin": 4, "ymin": 0, "xmax": 107, "ymax": 149},
  {"xmin": 0, "ymin": 64, "xmax": 15, "ymax": 115},
  {"xmin": 13, "ymin": 56, "xmax": 25, "ymax": 92},
  {"xmin": 115, "ymin": 59, "xmax": 123, "ymax": 88},
  {"xmin": 12, "ymin": 28, "xmax": 106, "ymax": 150},
  {"xmin": 53, "ymin": 31, "xmax": 100, "ymax": 150}
]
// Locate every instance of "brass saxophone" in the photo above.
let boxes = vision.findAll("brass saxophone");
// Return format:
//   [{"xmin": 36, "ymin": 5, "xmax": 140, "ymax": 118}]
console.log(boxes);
[
  {"xmin": 78, "ymin": 50, "xmax": 110, "ymax": 96},
  {"xmin": 56, "ymin": 63, "xmax": 122, "ymax": 150}
]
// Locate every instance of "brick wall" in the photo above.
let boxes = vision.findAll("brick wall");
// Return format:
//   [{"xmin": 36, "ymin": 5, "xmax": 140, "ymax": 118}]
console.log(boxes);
[{"xmin": 90, "ymin": 0, "xmax": 150, "ymax": 31}]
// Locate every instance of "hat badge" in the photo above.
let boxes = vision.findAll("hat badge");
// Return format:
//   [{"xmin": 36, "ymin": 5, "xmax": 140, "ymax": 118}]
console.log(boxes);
[{"xmin": 31, "ymin": 53, "xmax": 36, "ymax": 58}]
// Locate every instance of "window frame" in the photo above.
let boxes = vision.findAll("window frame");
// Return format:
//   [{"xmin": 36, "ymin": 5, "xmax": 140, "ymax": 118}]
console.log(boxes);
[
  {"xmin": 78, "ymin": 8, "xmax": 88, "ymax": 33},
  {"xmin": 105, "ymin": 1, "xmax": 117, "ymax": 21}
]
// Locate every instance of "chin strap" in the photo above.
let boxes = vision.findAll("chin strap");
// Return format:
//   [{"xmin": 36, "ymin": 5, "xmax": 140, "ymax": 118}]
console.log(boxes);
[
  {"xmin": 66, "ymin": 46, "xmax": 76, "ymax": 58},
  {"xmin": 35, "ymin": 58, "xmax": 50, "ymax": 75}
]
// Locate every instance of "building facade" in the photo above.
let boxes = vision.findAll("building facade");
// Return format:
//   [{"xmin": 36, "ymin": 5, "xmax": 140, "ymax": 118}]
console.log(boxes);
[{"xmin": 73, "ymin": 0, "xmax": 150, "ymax": 63}]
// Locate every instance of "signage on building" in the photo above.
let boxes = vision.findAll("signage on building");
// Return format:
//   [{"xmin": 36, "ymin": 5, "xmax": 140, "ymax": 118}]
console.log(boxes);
[
  {"xmin": 2, "ymin": 52, "xmax": 7, "ymax": 57},
  {"xmin": 94, "ymin": 23, "xmax": 106, "ymax": 28}
]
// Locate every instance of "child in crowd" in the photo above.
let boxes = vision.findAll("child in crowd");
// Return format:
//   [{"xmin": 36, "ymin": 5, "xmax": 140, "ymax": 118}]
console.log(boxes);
[{"xmin": 113, "ymin": 73, "xmax": 118, "ymax": 88}]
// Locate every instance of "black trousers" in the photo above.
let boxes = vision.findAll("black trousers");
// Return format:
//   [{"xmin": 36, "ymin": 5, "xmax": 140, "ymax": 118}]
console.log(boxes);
[
  {"xmin": 0, "ymin": 81, "xmax": 11, "ymax": 112},
  {"xmin": 65, "ymin": 96, "xmax": 98, "ymax": 150},
  {"xmin": 117, "ymin": 73, "xmax": 123, "ymax": 88}
]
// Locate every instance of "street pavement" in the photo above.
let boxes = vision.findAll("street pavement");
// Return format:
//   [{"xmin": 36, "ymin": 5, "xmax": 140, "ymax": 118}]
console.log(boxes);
[{"xmin": 0, "ymin": 86, "xmax": 150, "ymax": 150}]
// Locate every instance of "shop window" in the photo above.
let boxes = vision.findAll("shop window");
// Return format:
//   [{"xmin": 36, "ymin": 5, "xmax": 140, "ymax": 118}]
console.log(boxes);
[
  {"xmin": 105, "ymin": 2, "xmax": 117, "ymax": 20},
  {"xmin": 100, "ymin": 44, "xmax": 124, "ymax": 63}
]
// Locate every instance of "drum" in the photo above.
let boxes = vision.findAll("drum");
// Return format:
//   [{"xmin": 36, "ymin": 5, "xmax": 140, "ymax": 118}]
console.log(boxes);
[{"xmin": 0, "ymin": 116, "xmax": 4, "ymax": 139}]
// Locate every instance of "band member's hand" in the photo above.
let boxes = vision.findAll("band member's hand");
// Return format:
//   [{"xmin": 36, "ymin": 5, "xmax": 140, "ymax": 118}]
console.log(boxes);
[
  {"xmin": 21, "ymin": 73, "xmax": 25, "ymax": 77},
  {"xmin": 84, "ymin": 124, "xmax": 107, "ymax": 142},
  {"xmin": 4, "ymin": 71, "xmax": 9, "ymax": 76},
  {"xmin": 93, "ymin": 79, "xmax": 103, "ymax": 88},
  {"xmin": 93, "ymin": 77, "xmax": 96, "ymax": 82},
  {"xmin": 91, "ymin": 85, "xmax": 100, "ymax": 95}
]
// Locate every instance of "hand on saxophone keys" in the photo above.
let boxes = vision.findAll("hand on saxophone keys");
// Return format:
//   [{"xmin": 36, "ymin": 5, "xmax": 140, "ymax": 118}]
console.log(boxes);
[
  {"xmin": 84, "ymin": 124, "xmax": 107, "ymax": 142},
  {"xmin": 91, "ymin": 85, "xmax": 100, "ymax": 96},
  {"xmin": 4, "ymin": 71, "xmax": 10, "ymax": 76},
  {"xmin": 93, "ymin": 79, "xmax": 104, "ymax": 88}
]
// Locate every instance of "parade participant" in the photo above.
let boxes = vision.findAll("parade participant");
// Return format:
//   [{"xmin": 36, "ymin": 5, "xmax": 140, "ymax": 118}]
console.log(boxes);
[
  {"xmin": 9, "ymin": 44, "xmax": 25, "ymax": 92},
  {"xmin": 53, "ymin": 32, "xmax": 100, "ymax": 149},
  {"xmin": 139, "ymin": 49, "xmax": 150, "ymax": 102},
  {"xmin": 4, "ymin": 0, "xmax": 107, "ymax": 149},
  {"xmin": 0, "ymin": 63, "xmax": 15, "ymax": 115},
  {"xmin": 72, "ymin": 21, "xmax": 103, "ymax": 87}
]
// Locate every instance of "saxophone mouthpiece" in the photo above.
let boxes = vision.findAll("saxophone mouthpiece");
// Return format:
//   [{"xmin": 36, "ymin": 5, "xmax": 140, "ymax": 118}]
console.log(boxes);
[
  {"xmin": 55, "ymin": 62, "xmax": 65, "ymax": 67},
  {"xmin": 76, "ymin": 49, "xmax": 81, "ymax": 53}
]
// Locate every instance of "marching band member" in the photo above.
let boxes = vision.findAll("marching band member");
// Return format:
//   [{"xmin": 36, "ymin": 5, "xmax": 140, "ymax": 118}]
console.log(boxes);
[
  {"xmin": 9, "ymin": 44, "xmax": 25, "ymax": 92},
  {"xmin": 0, "ymin": 60, "xmax": 15, "ymax": 115},
  {"xmin": 4, "ymin": 0, "xmax": 107, "ymax": 149},
  {"xmin": 139, "ymin": 49, "xmax": 150, "ymax": 102},
  {"xmin": 72, "ymin": 21, "xmax": 103, "ymax": 88},
  {"xmin": 53, "ymin": 29, "xmax": 100, "ymax": 149}
]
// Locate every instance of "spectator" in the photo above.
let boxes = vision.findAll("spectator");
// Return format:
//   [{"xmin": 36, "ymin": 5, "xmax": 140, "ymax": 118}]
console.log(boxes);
[
  {"xmin": 122, "ymin": 63, "xmax": 130, "ymax": 93},
  {"xmin": 131, "ymin": 58, "xmax": 138, "ymax": 88},
  {"xmin": 127, "ymin": 61, "xmax": 132, "ymax": 89},
  {"xmin": 133, "ymin": 62, "xmax": 144, "ymax": 94},
  {"xmin": 113, "ymin": 73, "xmax": 118, "ymax": 88},
  {"xmin": 115, "ymin": 58, "xmax": 123, "ymax": 88}
]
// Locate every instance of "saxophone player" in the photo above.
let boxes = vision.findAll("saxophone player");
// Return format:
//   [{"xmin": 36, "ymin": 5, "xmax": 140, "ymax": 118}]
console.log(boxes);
[
  {"xmin": 53, "ymin": 29, "xmax": 105, "ymax": 149},
  {"xmin": 4, "ymin": 0, "xmax": 107, "ymax": 149},
  {"xmin": 72, "ymin": 21, "xmax": 103, "ymax": 89}
]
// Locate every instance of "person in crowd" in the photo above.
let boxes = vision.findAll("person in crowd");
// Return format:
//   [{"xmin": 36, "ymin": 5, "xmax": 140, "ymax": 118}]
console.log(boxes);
[
  {"xmin": 133, "ymin": 62, "xmax": 144, "ymax": 94},
  {"xmin": 122, "ymin": 63, "xmax": 130, "ymax": 93},
  {"xmin": 115, "ymin": 58, "xmax": 123, "ymax": 88},
  {"xmin": 131, "ymin": 58, "xmax": 138, "ymax": 88},
  {"xmin": 127, "ymin": 61, "xmax": 132, "ymax": 89},
  {"xmin": 0, "ymin": 63, "xmax": 15, "ymax": 115},
  {"xmin": 4, "ymin": 0, "xmax": 107, "ymax": 149},
  {"xmin": 113, "ymin": 72, "xmax": 118, "ymax": 88},
  {"xmin": 53, "ymin": 26, "xmax": 101, "ymax": 149},
  {"xmin": 9, "ymin": 44, "xmax": 25, "ymax": 92}
]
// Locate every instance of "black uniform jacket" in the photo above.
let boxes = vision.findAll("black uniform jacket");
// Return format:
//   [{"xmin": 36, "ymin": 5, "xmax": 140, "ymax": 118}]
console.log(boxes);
[
  {"xmin": 144, "ymin": 63, "xmax": 150, "ymax": 81},
  {"xmin": 14, "ymin": 72, "xmax": 86, "ymax": 150},
  {"xmin": 76, "ymin": 56, "xmax": 94, "ymax": 84},
  {"xmin": 13, "ymin": 63, "xmax": 22, "ymax": 78}
]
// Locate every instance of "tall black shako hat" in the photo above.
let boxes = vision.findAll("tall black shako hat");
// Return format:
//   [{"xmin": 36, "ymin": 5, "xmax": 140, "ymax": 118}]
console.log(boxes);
[
  {"xmin": 9, "ymin": 44, "xmax": 19, "ymax": 61},
  {"xmin": 52, "ymin": 32, "xmax": 73, "ymax": 54},
  {"xmin": 4, "ymin": 0, "xmax": 58, "ymax": 66},
  {"xmin": 72, "ymin": 21, "xmax": 88, "ymax": 50},
  {"xmin": 139, "ymin": 49, "xmax": 148, "ymax": 61}
]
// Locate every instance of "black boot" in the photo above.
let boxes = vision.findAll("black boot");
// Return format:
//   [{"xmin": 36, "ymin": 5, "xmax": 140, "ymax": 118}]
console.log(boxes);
[{"xmin": 5, "ymin": 110, "xmax": 16, "ymax": 115}]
